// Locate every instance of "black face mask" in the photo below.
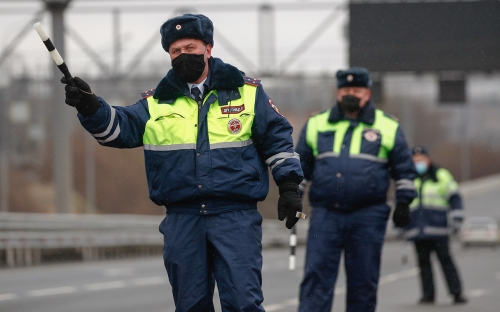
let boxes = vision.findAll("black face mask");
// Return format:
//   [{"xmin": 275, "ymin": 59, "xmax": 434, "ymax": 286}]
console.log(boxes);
[
  {"xmin": 171, "ymin": 53, "xmax": 206, "ymax": 83},
  {"xmin": 339, "ymin": 95, "xmax": 361, "ymax": 113}
]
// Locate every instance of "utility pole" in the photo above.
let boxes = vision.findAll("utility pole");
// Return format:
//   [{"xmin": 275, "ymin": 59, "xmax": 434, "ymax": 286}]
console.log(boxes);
[
  {"xmin": 0, "ymin": 68, "xmax": 10, "ymax": 212},
  {"xmin": 258, "ymin": 4, "xmax": 275, "ymax": 77},
  {"xmin": 113, "ymin": 8, "xmax": 121, "ymax": 77},
  {"xmin": 44, "ymin": 0, "xmax": 74, "ymax": 213}
]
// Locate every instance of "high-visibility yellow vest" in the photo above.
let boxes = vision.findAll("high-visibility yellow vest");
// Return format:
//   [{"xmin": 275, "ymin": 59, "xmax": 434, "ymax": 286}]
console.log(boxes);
[
  {"xmin": 143, "ymin": 84, "xmax": 257, "ymax": 150},
  {"xmin": 305, "ymin": 109, "xmax": 399, "ymax": 162},
  {"xmin": 410, "ymin": 168, "xmax": 457, "ymax": 211}
]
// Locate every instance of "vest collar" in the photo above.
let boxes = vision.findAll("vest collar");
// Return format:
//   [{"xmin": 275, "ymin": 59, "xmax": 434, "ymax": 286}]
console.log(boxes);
[
  {"xmin": 328, "ymin": 100, "xmax": 376, "ymax": 125},
  {"xmin": 153, "ymin": 57, "xmax": 244, "ymax": 104}
]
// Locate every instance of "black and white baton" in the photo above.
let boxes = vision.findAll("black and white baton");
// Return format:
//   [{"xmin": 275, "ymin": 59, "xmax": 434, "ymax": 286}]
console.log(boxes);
[
  {"xmin": 289, "ymin": 212, "xmax": 306, "ymax": 270},
  {"xmin": 289, "ymin": 225, "xmax": 297, "ymax": 270},
  {"xmin": 33, "ymin": 22, "xmax": 75, "ymax": 87}
]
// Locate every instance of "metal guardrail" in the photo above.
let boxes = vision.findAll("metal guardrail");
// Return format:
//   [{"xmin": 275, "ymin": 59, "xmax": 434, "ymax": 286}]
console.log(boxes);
[
  {"xmin": 2, "ymin": 173, "xmax": 497, "ymax": 267},
  {"xmin": 0, "ymin": 212, "xmax": 308, "ymax": 267}
]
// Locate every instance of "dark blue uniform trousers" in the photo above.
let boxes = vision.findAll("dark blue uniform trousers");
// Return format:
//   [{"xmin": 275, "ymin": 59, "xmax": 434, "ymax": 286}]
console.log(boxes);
[
  {"xmin": 159, "ymin": 209, "xmax": 265, "ymax": 312},
  {"xmin": 299, "ymin": 204, "xmax": 391, "ymax": 312}
]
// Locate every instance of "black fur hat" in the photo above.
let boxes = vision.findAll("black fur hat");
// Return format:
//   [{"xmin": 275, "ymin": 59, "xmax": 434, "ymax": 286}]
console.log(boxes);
[
  {"xmin": 412, "ymin": 146, "xmax": 430, "ymax": 156},
  {"xmin": 336, "ymin": 67, "xmax": 372, "ymax": 89},
  {"xmin": 160, "ymin": 14, "xmax": 214, "ymax": 52}
]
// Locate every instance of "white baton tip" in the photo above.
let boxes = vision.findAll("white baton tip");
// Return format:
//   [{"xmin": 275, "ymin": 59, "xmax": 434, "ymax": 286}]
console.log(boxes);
[
  {"xmin": 33, "ymin": 22, "xmax": 49, "ymax": 41},
  {"xmin": 295, "ymin": 211, "xmax": 307, "ymax": 220}
]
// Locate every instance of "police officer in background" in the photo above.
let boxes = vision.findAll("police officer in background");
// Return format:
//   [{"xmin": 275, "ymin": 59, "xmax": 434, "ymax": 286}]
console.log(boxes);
[
  {"xmin": 60, "ymin": 13, "xmax": 304, "ymax": 311},
  {"xmin": 297, "ymin": 67, "xmax": 417, "ymax": 312},
  {"xmin": 406, "ymin": 146, "xmax": 467, "ymax": 305}
]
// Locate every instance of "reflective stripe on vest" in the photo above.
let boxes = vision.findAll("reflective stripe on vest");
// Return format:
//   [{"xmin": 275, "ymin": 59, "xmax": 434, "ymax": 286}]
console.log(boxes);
[
  {"xmin": 410, "ymin": 168, "xmax": 458, "ymax": 211},
  {"xmin": 305, "ymin": 109, "xmax": 399, "ymax": 162},
  {"xmin": 143, "ymin": 84, "xmax": 257, "ymax": 150}
]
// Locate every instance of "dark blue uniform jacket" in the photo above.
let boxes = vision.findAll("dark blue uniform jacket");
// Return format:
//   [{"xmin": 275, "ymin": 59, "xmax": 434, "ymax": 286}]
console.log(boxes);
[
  {"xmin": 78, "ymin": 57, "xmax": 303, "ymax": 214},
  {"xmin": 296, "ymin": 102, "xmax": 417, "ymax": 211}
]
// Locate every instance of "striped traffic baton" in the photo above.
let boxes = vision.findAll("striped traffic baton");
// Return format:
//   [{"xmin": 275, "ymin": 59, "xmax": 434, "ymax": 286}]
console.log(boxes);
[
  {"xmin": 289, "ymin": 225, "xmax": 297, "ymax": 270},
  {"xmin": 33, "ymin": 22, "xmax": 75, "ymax": 87},
  {"xmin": 289, "ymin": 211, "xmax": 306, "ymax": 270}
]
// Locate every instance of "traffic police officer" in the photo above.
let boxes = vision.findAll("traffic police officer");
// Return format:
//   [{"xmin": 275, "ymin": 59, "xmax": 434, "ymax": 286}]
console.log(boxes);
[
  {"xmin": 61, "ymin": 14, "xmax": 304, "ymax": 311},
  {"xmin": 297, "ymin": 67, "xmax": 417, "ymax": 312},
  {"xmin": 406, "ymin": 146, "xmax": 467, "ymax": 304}
]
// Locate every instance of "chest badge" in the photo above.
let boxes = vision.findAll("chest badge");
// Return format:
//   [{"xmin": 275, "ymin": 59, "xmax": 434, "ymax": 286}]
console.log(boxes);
[
  {"xmin": 363, "ymin": 130, "xmax": 378, "ymax": 142},
  {"xmin": 227, "ymin": 118, "xmax": 242, "ymax": 134}
]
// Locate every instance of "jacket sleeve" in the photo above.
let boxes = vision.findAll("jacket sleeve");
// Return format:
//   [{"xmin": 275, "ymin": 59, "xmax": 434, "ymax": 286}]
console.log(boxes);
[
  {"xmin": 388, "ymin": 125, "xmax": 418, "ymax": 204},
  {"xmin": 251, "ymin": 85, "xmax": 304, "ymax": 185},
  {"xmin": 77, "ymin": 97, "xmax": 150, "ymax": 148},
  {"xmin": 295, "ymin": 121, "xmax": 314, "ymax": 192}
]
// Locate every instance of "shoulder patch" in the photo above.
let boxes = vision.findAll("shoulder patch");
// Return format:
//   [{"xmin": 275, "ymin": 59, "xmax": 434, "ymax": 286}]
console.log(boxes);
[
  {"xmin": 243, "ymin": 76, "xmax": 261, "ymax": 86},
  {"xmin": 141, "ymin": 88, "xmax": 156, "ymax": 99},
  {"xmin": 384, "ymin": 112, "xmax": 399, "ymax": 122}
]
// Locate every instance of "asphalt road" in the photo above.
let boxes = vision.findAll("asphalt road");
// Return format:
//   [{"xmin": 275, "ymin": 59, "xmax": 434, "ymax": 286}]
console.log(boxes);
[{"xmin": 0, "ymin": 240, "xmax": 499, "ymax": 312}]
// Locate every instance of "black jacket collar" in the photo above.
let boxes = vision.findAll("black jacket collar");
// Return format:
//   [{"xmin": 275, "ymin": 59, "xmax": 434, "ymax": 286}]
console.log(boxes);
[
  {"xmin": 420, "ymin": 163, "xmax": 439, "ymax": 182},
  {"xmin": 153, "ymin": 57, "xmax": 244, "ymax": 103},
  {"xmin": 328, "ymin": 100, "xmax": 376, "ymax": 125}
]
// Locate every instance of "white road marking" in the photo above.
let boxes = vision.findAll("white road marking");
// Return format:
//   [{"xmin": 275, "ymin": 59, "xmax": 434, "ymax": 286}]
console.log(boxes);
[
  {"xmin": 28, "ymin": 286, "xmax": 78, "ymax": 297},
  {"xmin": 131, "ymin": 276, "xmax": 167, "ymax": 286},
  {"xmin": 0, "ymin": 293, "xmax": 18, "ymax": 301},
  {"xmin": 265, "ymin": 303, "xmax": 288, "ymax": 311},
  {"xmin": 467, "ymin": 289, "xmax": 489, "ymax": 298},
  {"xmin": 263, "ymin": 268, "xmax": 418, "ymax": 311},
  {"xmin": 84, "ymin": 280, "xmax": 126, "ymax": 291},
  {"xmin": 379, "ymin": 268, "xmax": 418, "ymax": 285},
  {"xmin": 103, "ymin": 268, "xmax": 135, "ymax": 277}
]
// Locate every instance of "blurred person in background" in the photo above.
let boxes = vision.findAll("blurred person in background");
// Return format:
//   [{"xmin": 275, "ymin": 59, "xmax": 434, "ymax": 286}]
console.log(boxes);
[
  {"xmin": 296, "ymin": 67, "xmax": 417, "ymax": 312},
  {"xmin": 60, "ymin": 13, "xmax": 303, "ymax": 312},
  {"xmin": 406, "ymin": 146, "xmax": 467, "ymax": 305}
]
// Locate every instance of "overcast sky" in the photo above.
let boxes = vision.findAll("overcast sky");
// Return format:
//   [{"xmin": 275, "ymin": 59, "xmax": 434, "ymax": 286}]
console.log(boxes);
[{"xmin": 0, "ymin": 0, "xmax": 348, "ymax": 78}]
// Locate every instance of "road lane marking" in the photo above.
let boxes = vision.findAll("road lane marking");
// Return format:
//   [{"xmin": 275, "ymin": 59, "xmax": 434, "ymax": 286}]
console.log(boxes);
[
  {"xmin": 379, "ymin": 268, "xmax": 418, "ymax": 285},
  {"xmin": 131, "ymin": 276, "xmax": 167, "ymax": 286},
  {"xmin": 0, "ymin": 293, "xmax": 18, "ymax": 301},
  {"xmin": 467, "ymin": 289, "xmax": 489, "ymax": 298},
  {"xmin": 27, "ymin": 286, "xmax": 78, "ymax": 297},
  {"xmin": 84, "ymin": 280, "xmax": 126, "ymax": 291},
  {"xmin": 103, "ymin": 268, "xmax": 135, "ymax": 277},
  {"xmin": 263, "ymin": 268, "xmax": 418, "ymax": 311}
]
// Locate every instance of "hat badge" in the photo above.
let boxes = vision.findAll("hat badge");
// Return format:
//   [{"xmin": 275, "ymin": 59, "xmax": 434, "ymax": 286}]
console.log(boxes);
[
  {"xmin": 175, "ymin": 25, "xmax": 181, "ymax": 30},
  {"xmin": 347, "ymin": 75, "xmax": 353, "ymax": 82}
]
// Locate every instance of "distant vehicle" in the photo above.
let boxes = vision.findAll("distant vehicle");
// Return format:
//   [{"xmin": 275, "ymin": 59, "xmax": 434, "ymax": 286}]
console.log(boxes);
[{"xmin": 460, "ymin": 217, "xmax": 499, "ymax": 247}]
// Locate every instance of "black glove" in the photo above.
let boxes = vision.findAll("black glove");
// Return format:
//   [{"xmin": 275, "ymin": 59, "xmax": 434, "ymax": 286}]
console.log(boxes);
[
  {"xmin": 392, "ymin": 201, "xmax": 410, "ymax": 228},
  {"xmin": 277, "ymin": 180, "xmax": 303, "ymax": 229},
  {"xmin": 61, "ymin": 76, "xmax": 101, "ymax": 116}
]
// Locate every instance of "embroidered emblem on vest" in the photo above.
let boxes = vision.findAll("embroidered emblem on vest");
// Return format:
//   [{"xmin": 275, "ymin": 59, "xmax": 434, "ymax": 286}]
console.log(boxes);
[
  {"xmin": 227, "ymin": 118, "xmax": 242, "ymax": 134},
  {"xmin": 363, "ymin": 130, "xmax": 378, "ymax": 142}
]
